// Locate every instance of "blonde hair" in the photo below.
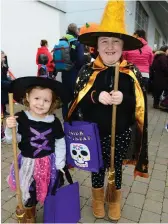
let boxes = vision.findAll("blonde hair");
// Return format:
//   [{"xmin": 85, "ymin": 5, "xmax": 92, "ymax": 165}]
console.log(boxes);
[{"xmin": 23, "ymin": 86, "xmax": 62, "ymax": 114}]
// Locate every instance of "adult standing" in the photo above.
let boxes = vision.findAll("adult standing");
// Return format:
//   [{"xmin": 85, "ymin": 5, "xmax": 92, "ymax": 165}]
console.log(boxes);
[
  {"xmin": 151, "ymin": 45, "xmax": 168, "ymax": 108},
  {"xmin": 61, "ymin": 23, "xmax": 85, "ymax": 119},
  {"xmin": 123, "ymin": 29, "xmax": 153, "ymax": 91}
]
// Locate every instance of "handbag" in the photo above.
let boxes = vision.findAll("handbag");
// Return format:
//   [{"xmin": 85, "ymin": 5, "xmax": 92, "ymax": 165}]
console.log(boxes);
[
  {"xmin": 64, "ymin": 121, "xmax": 103, "ymax": 172},
  {"xmin": 44, "ymin": 168, "xmax": 81, "ymax": 223}
]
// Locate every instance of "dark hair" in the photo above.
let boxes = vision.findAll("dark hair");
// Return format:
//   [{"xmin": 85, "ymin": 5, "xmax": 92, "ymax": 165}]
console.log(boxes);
[
  {"xmin": 40, "ymin": 40, "xmax": 48, "ymax": 47},
  {"xmin": 134, "ymin": 29, "xmax": 147, "ymax": 41},
  {"xmin": 160, "ymin": 45, "xmax": 168, "ymax": 52}
]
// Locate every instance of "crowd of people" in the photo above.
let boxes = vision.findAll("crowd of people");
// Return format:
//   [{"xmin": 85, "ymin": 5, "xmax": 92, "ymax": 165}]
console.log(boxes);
[
  {"xmin": 1, "ymin": 0, "xmax": 168, "ymax": 223},
  {"xmin": 34, "ymin": 27, "xmax": 168, "ymax": 114},
  {"xmin": 2, "ymin": 27, "xmax": 167, "ymax": 124}
]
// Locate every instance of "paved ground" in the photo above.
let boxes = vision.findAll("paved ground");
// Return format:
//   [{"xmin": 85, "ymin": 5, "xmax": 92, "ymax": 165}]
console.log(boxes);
[{"xmin": 1, "ymin": 95, "xmax": 168, "ymax": 223}]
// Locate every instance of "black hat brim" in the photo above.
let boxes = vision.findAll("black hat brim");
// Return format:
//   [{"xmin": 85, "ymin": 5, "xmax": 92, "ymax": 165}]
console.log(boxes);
[
  {"xmin": 79, "ymin": 32, "xmax": 143, "ymax": 50},
  {"xmin": 10, "ymin": 77, "xmax": 70, "ymax": 104}
]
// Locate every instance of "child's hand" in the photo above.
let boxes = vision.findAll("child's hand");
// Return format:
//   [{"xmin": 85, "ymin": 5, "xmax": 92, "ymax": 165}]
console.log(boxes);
[
  {"xmin": 6, "ymin": 116, "xmax": 18, "ymax": 129},
  {"xmin": 109, "ymin": 90, "xmax": 123, "ymax": 105},
  {"xmin": 98, "ymin": 91, "xmax": 113, "ymax": 105}
]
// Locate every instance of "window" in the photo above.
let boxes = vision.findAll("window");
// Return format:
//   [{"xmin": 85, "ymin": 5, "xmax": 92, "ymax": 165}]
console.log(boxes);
[{"xmin": 135, "ymin": 1, "xmax": 148, "ymax": 32}]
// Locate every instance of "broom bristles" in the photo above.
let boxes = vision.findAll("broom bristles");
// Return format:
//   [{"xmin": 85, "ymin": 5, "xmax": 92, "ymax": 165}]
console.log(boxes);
[
  {"xmin": 105, "ymin": 183, "xmax": 116, "ymax": 203},
  {"xmin": 105, "ymin": 169, "xmax": 116, "ymax": 203},
  {"xmin": 16, "ymin": 206, "xmax": 26, "ymax": 223}
]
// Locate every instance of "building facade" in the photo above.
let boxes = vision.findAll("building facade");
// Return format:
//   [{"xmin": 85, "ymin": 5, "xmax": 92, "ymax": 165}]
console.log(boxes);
[
  {"xmin": 1, "ymin": 0, "xmax": 65, "ymax": 78},
  {"xmin": 1, "ymin": 0, "xmax": 168, "ymax": 78},
  {"xmin": 65, "ymin": 1, "xmax": 168, "ymax": 50}
]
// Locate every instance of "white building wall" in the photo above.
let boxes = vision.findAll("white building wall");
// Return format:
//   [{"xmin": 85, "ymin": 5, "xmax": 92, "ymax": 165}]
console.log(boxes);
[
  {"xmin": 1, "ymin": 0, "xmax": 64, "ymax": 78},
  {"xmin": 1, "ymin": 0, "xmax": 166, "ymax": 79},
  {"xmin": 65, "ymin": 1, "xmax": 107, "ymax": 27}
]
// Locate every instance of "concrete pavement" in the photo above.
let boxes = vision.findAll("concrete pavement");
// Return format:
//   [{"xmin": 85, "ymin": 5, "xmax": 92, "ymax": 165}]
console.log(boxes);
[{"xmin": 1, "ymin": 95, "xmax": 168, "ymax": 223}]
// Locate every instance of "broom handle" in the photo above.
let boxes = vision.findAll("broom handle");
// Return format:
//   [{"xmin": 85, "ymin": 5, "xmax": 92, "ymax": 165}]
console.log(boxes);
[
  {"xmin": 8, "ymin": 93, "xmax": 24, "ymax": 209},
  {"xmin": 110, "ymin": 63, "xmax": 120, "ymax": 169}
]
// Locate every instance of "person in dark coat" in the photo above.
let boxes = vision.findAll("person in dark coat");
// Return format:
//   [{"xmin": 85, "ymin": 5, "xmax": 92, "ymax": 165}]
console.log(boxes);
[
  {"xmin": 1, "ymin": 50, "xmax": 11, "ymax": 116},
  {"xmin": 61, "ymin": 23, "xmax": 85, "ymax": 119},
  {"xmin": 150, "ymin": 46, "xmax": 168, "ymax": 108}
]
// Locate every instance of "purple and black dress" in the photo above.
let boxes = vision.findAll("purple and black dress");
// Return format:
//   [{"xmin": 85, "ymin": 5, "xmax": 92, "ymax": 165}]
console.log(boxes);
[{"xmin": 6, "ymin": 110, "xmax": 66, "ymax": 206}]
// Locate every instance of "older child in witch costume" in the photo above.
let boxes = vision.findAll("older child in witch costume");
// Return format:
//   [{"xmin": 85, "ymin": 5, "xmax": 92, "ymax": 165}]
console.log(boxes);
[
  {"xmin": 68, "ymin": 0, "xmax": 148, "ymax": 221},
  {"xmin": 5, "ymin": 75, "xmax": 69, "ymax": 222}
]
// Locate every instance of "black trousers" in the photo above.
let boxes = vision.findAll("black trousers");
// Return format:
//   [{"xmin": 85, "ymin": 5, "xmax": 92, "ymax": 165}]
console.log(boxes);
[
  {"xmin": 142, "ymin": 77, "xmax": 149, "ymax": 92},
  {"xmin": 92, "ymin": 129, "xmax": 131, "ymax": 189},
  {"xmin": 153, "ymin": 89, "xmax": 163, "ymax": 106}
]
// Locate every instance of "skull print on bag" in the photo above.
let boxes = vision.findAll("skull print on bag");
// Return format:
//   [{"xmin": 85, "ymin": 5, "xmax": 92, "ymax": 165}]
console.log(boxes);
[{"xmin": 70, "ymin": 143, "xmax": 91, "ymax": 167}]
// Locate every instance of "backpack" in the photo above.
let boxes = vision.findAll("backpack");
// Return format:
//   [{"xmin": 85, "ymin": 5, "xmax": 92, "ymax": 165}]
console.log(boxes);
[
  {"xmin": 38, "ymin": 54, "xmax": 49, "ymax": 65},
  {"xmin": 53, "ymin": 34, "xmax": 77, "ymax": 71}
]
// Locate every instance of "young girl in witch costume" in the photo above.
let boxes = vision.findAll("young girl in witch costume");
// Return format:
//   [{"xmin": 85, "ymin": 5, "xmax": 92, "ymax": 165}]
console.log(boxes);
[
  {"xmin": 5, "ymin": 75, "xmax": 68, "ymax": 222},
  {"xmin": 68, "ymin": 0, "xmax": 148, "ymax": 221}
]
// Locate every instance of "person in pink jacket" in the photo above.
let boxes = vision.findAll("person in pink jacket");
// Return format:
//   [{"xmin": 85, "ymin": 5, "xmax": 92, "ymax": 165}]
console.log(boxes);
[{"xmin": 123, "ymin": 29, "xmax": 153, "ymax": 91}]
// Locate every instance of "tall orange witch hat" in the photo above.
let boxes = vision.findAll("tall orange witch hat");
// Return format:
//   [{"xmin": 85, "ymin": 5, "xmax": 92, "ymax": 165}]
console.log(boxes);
[{"xmin": 79, "ymin": 0, "xmax": 143, "ymax": 50}]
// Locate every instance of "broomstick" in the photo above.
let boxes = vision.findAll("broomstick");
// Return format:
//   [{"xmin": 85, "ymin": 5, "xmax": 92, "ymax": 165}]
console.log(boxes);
[
  {"xmin": 8, "ymin": 93, "xmax": 26, "ymax": 223},
  {"xmin": 105, "ymin": 62, "xmax": 120, "ymax": 203}
]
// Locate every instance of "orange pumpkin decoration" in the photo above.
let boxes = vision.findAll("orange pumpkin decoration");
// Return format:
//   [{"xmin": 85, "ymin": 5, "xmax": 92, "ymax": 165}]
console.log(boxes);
[
  {"xmin": 79, "ymin": 23, "xmax": 99, "ymax": 56},
  {"xmin": 79, "ymin": 22, "xmax": 99, "ymax": 36}
]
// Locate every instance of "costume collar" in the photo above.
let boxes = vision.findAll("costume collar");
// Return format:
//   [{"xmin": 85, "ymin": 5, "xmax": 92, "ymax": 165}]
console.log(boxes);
[{"xmin": 92, "ymin": 55, "xmax": 128, "ymax": 72}]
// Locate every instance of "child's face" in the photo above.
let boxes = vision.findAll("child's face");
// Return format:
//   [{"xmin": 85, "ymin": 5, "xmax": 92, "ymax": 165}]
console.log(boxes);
[
  {"xmin": 26, "ymin": 88, "xmax": 53, "ymax": 118},
  {"xmin": 97, "ymin": 37, "xmax": 123, "ymax": 66}
]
